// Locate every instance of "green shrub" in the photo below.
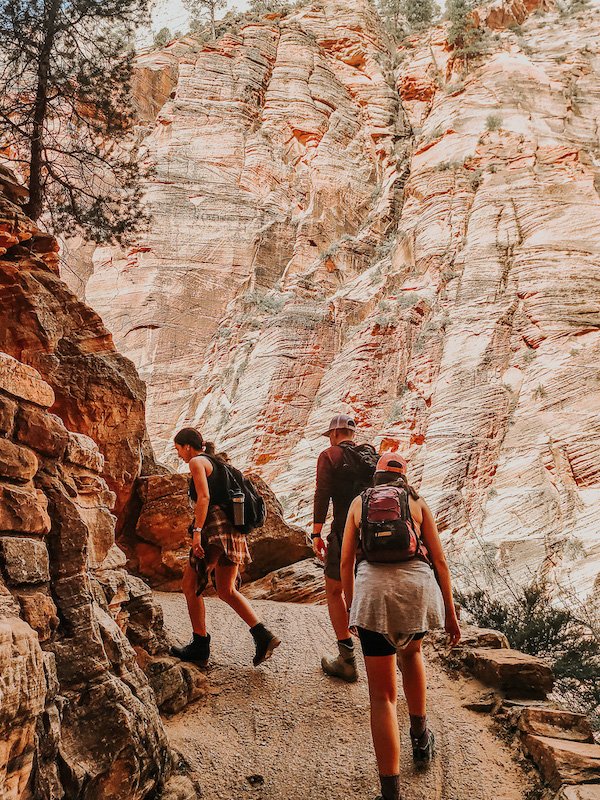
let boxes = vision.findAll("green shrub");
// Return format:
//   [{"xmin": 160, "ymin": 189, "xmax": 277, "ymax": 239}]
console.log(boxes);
[
  {"xmin": 243, "ymin": 290, "xmax": 286, "ymax": 314},
  {"xmin": 153, "ymin": 27, "xmax": 172, "ymax": 47},
  {"xmin": 486, "ymin": 113, "xmax": 503, "ymax": 131},
  {"xmin": 456, "ymin": 581, "xmax": 600, "ymax": 731}
]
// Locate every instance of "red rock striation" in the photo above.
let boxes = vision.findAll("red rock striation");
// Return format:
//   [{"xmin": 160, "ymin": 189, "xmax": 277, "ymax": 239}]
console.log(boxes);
[{"xmin": 71, "ymin": 0, "xmax": 600, "ymax": 605}]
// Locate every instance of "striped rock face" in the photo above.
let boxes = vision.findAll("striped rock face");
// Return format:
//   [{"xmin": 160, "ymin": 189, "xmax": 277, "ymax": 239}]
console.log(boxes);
[{"xmin": 81, "ymin": 0, "xmax": 600, "ymax": 603}]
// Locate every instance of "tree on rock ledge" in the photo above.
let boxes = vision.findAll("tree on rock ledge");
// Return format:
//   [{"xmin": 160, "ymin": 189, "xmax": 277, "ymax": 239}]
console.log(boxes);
[
  {"xmin": 378, "ymin": 0, "xmax": 439, "ymax": 39},
  {"xmin": 446, "ymin": 0, "xmax": 486, "ymax": 70},
  {"xmin": 184, "ymin": 0, "xmax": 226, "ymax": 39},
  {"xmin": 0, "ymin": 0, "xmax": 149, "ymax": 243}
]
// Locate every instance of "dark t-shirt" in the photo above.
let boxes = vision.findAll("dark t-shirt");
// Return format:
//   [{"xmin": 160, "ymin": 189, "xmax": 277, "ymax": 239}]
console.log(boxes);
[{"xmin": 313, "ymin": 444, "xmax": 356, "ymax": 539}]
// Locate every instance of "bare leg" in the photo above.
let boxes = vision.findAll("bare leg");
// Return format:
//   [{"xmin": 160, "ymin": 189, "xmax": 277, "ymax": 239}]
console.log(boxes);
[
  {"xmin": 325, "ymin": 576, "xmax": 352, "ymax": 640},
  {"xmin": 215, "ymin": 563, "xmax": 259, "ymax": 628},
  {"xmin": 182, "ymin": 562, "xmax": 207, "ymax": 636},
  {"xmin": 398, "ymin": 639, "xmax": 427, "ymax": 716},
  {"xmin": 364, "ymin": 654, "xmax": 400, "ymax": 776}
]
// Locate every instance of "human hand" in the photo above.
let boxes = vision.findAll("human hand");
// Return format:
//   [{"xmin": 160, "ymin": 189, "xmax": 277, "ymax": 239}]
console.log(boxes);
[
  {"xmin": 192, "ymin": 534, "xmax": 204, "ymax": 559},
  {"xmin": 312, "ymin": 536, "xmax": 326, "ymax": 562},
  {"xmin": 445, "ymin": 613, "xmax": 461, "ymax": 647}
]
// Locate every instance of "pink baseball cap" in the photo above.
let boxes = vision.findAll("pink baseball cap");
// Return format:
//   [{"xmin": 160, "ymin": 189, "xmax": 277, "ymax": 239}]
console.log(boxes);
[{"xmin": 375, "ymin": 451, "xmax": 407, "ymax": 474}]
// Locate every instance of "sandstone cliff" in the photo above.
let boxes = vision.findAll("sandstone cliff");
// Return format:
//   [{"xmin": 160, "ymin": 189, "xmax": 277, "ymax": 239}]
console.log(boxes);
[
  {"xmin": 0, "ymin": 351, "xmax": 205, "ymax": 799},
  {"xmin": 76, "ymin": 0, "xmax": 600, "ymax": 605},
  {"xmin": 0, "ymin": 168, "xmax": 155, "ymax": 529},
  {"xmin": 0, "ymin": 171, "xmax": 208, "ymax": 799}
]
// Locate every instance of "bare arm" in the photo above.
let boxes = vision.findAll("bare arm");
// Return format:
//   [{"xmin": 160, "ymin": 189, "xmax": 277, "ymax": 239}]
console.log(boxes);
[
  {"xmin": 340, "ymin": 496, "xmax": 362, "ymax": 611},
  {"xmin": 312, "ymin": 451, "xmax": 333, "ymax": 559},
  {"xmin": 419, "ymin": 499, "xmax": 461, "ymax": 646},
  {"xmin": 189, "ymin": 456, "xmax": 211, "ymax": 557}
]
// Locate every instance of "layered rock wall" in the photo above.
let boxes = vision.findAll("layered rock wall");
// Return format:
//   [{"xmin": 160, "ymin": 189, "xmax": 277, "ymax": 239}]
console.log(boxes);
[
  {"xmin": 0, "ymin": 173, "xmax": 206, "ymax": 798},
  {"xmin": 78, "ymin": 1, "xmax": 600, "ymax": 603},
  {"xmin": 0, "ymin": 169, "xmax": 154, "ymax": 529},
  {"xmin": 0, "ymin": 352, "xmax": 205, "ymax": 799}
]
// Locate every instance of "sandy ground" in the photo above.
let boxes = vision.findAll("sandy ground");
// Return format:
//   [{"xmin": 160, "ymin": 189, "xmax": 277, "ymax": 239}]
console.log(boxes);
[{"xmin": 158, "ymin": 594, "xmax": 533, "ymax": 800}]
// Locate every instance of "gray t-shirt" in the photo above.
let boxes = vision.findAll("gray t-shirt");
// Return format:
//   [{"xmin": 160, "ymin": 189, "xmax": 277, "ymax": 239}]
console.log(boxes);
[{"xmin": 349, "ymin": 558, "xmax": 445, "ymax": 648}]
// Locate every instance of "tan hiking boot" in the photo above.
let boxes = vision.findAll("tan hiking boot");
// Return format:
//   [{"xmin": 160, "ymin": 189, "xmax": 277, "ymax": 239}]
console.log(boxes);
[{"xmin": 321, "ymin": 641, "xmax": 358, "ymax": 682}]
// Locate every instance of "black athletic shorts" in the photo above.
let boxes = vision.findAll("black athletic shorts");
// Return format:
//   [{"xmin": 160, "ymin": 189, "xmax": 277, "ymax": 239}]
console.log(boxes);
[
  {"xmin": 356, "ymin": 627, "xmax": 426, "ymax": 657},
  {"xmin": 324, "ymin": 529, "xmax": 343, "ymax": 581}
]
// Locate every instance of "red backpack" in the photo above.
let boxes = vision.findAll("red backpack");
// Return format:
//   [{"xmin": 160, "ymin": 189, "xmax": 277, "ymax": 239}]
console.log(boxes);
[{"xmin": 360, "ymin": 485, "xmax": 429, "ymax": 564}]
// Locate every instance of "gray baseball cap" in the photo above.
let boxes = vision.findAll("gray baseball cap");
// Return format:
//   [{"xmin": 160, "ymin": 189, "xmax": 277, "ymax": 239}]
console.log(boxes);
[{"xmin": 322, "ymin": 413, "xmax": 356, "ymax": 437}]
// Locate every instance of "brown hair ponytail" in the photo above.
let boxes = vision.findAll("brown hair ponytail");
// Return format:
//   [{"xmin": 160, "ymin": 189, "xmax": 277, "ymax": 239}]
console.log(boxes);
[{"xmin": 174, "ymin": 428, "xmax": 229, "ymax": 462}]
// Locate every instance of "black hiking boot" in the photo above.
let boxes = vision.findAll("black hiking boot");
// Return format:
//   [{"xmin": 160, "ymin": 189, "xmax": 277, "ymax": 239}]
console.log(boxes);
[
  {"xmin": 171, "ymin": 633, "xmax": 211, "ymax": 666},
  {"xmin": 250, "ymin": 623, "xmax": 280, "ymax": 667},
  {"xmin": 411, "ymin": 728, "xmax": 435, "ymax": 768}
]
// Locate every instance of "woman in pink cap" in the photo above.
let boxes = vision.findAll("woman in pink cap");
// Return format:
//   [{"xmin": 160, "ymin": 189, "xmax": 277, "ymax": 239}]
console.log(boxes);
[{"xmin": 340, "ymin": 451, "xmax": 461, "ymax": 800}]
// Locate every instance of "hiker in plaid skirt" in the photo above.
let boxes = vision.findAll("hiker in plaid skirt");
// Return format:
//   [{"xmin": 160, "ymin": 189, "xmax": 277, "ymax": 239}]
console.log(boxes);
[{"xmin": 170, "ymin": 427, "xmax": 280, "ymax": 667}]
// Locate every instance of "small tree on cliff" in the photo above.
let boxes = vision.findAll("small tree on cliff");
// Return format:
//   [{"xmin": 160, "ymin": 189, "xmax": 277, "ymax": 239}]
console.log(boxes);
[
  {"xmin": 0, "ymin": 0, "xmax": 150, "ymax": 243},
  {"xmin": 184, "ymin": 0, "xmax": 227, "ymax": 39},
  {"xmin": 377, "ymin": 0, "xmax": 403, "ymax": 39},
  {"xmin": 446, "ymin": 0, "xmax": 486, "ymax": 69},
  {"xmin": 249, "ymin": 0, "xmax": 290, "ymax": 15},
  {"xmin": 154, "ymin": 26, "xmax": 172, "ymax": 46},
  {"xmin": 401, "ymin": 0, "xmax": 439, "ymax": 30},
  {"xmin": 378, "ymin": 0, "xmax": 438, "ymax": 39}
]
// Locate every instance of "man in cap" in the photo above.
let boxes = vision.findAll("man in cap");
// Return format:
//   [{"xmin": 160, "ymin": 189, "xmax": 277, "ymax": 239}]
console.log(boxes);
[{"xmin": 312, "ymin": 413, "xmax": 361, "ymax": 682}]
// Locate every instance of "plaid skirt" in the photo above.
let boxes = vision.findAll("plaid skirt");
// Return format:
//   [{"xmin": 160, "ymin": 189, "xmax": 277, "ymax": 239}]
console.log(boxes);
[{"xmin": 189, "ymin": 505, "xmax": 251, "ymax": 570}]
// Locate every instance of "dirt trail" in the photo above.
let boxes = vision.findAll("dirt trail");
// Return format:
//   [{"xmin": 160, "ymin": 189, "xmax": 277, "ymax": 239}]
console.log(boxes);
[{"xmin": 158, "ymin": 594, "xmax": 533, "ymax": 800}]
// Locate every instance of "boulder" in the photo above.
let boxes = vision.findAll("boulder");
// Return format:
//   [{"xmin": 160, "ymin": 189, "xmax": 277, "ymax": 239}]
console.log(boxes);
[
  {"xmin": 0, "ymin": 394, "xmax": 16, "ymax": 434},
  {"xmin": 0, "ymin": 616, "xmax": 47, "ymax": 798},
  {"xmin": 16, "ymin": 591, "xmax": 59, "ymax": 641},
  {"xmin": 518, "ymin": 707, "xmax": 595, "ymax": 744},
  {"xmin": 0, "ymin": 200, "xmax": 152, "ymax": 527},
  {"xmin": 0, "ymin": 482, "xmax": 51, "ymax": 534},
  {"xmin": 522, "ymin": 734, "xmax": 600, "ymax": 790},
  {"xmin": 0, "ymin": 438, "xmax": 38, "ymax": 482},
  {"xmin": 0, "ymin": 536, "xmax": 50, "ymax": 585},
  {"xmin": 554, "ymin": 785, "xmax": 600, "ymax": 800},
  {"xmin": 16, "ymin": 405, "xmax": 69, "ymax": 459},
  {"xmin": 135, "ymin": 473, "xmax": 191, "ymax": 551},
  {"xmin": 243, "ymin": 558, "xmax": 326, "ymax": 604},
  {"xmin": 0, "ymin": 353, "xmax": 54, "ymax": 408},
  {"xmin": 65, "ymin": 432, "xmax": 104, "ymax": 473},
  {"xmin": 464, "ymin": 647, "xmax": 554, "ymax": 698},
  {"xmin": 431, "ymin": 624, "xmax": 510, "ymax": 652},
  {"xmin": 242, "ymin": 473, "xmax": 312, "ymax": 583}
]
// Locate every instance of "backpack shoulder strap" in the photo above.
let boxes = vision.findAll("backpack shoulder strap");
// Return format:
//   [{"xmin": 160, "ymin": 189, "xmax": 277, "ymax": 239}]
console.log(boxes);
[{"xmin": 360, "ymin": 488, "xmax": 373, "ymax": 526}]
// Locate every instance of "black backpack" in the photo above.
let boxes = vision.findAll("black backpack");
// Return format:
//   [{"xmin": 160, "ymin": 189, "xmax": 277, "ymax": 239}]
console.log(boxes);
[
  {"xmin": 207, "ymin": 457, "xmax": 266, "ymax": 535},
  {"xmin": 360, "ymin": 485, "xmax": 427, "ymax": 564},
  {"xmin": 339, "ymin": 441, "xmax": 378, "ymax": 496}
]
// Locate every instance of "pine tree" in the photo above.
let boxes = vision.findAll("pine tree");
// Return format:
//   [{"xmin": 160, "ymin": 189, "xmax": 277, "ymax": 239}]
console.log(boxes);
[
  {"xmin": 446, "ymin": 0, "xmax": 486, "ymax": 69},
  {"xmin": 0, "ymin": 0, "xmax": 149, "ymax": 243},
  {"xmin": 378, "ymin": 0, "xmax": 404, "ymax": 39},
  {"xmin": 401, "ymin": 0, "xmax": 439, "ymax": 30},
  {"xmin": 184, "ymin": 0, "xmax": 227, "ymax": 39}
]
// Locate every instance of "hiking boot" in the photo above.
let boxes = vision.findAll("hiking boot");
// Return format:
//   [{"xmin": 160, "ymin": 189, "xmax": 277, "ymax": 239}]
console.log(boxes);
[
  {"xmin": 321, "ymin": 641, "xmax": 358, "ymax": 682},
  {"xmin": 250, "ymin": 623, "xmax": 281, "ymax": 667},
  {"xmin": 411, "ymin": 729, "xmax": 435, "ymax": 768},
  {"xmin": 171, "ymin": 633, "xmax": 210, "ymax": 666}
]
